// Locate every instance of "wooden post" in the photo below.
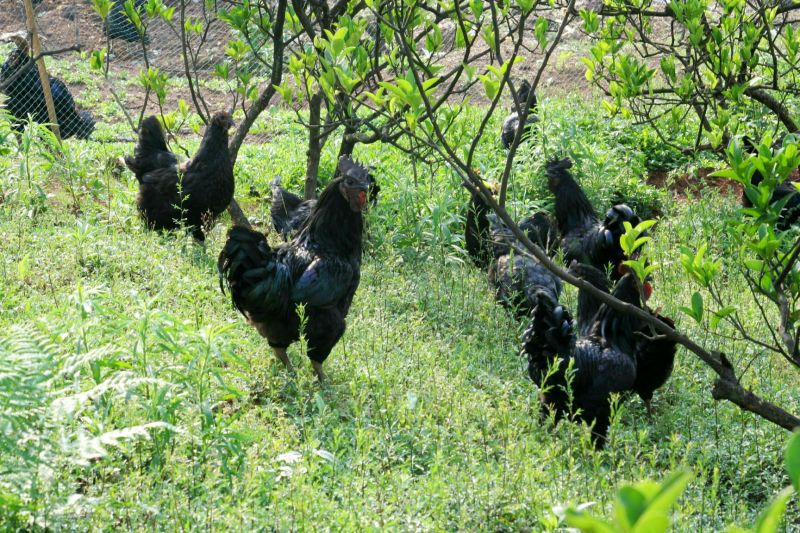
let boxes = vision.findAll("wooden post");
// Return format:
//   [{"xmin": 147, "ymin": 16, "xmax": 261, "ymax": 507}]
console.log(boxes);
[{"xmin": 22, "ymin": 0, "xmax": 61, "ymax": 141}]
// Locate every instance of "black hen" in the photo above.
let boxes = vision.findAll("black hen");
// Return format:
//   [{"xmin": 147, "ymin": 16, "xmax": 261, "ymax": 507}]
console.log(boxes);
[
  {"xmin": 488, "ymin": 211, "xmax": 561, "ymax": 319},
  {"xmin": 501, "ymin": 80, "xmax": 539, "ymax": 150},
  {"xmin": 464, "ymin": 181, "xmax": 500, "ymax": 268},
  {"xmin": 218, "ymin": 156, "xmax": 371, "ymax": 381},
  {"xmin": 125, "ymin": 110, "xmax": 235, "ymax": 241},
  {"xmin": 1, "ymin": 37, "xmax": 95, "ymax": 139},
  {"xmin": 742, "ymin": 136, "xmax": 800, "ymax": 230},
  {"xmin": 546, "ymin": 157, "xmax": 641, "ymax": 277},
  {"xmin": 270, "ymin": 171, "xmax": 380, "ymax": 241},
  {"xmin": 105, "ymin": 0, "xmax": 150, "ymax": 44},
  {"xmin": 521, "ymin": 273, "xmax": 643, "ymax": 448}
]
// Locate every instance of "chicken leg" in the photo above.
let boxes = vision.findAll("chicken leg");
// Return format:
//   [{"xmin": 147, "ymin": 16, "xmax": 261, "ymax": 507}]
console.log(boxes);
[
  {"xmin": 311, "ymin": 361, "xmax": 328, "ymax": 383},
  {"xmin": 272, "ymin": 347, "xmax": 293, "ymax": 372}
]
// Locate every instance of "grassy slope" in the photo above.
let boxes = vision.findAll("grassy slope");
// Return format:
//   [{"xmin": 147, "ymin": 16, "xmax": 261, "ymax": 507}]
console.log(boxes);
[{"xmin": 0, "ymin": 68, "xmax": 798, "ymax": 529}]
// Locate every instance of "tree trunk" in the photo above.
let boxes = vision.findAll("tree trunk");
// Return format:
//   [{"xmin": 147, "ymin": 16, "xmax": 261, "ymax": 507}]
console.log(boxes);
[
  {"xmin": 228, "ymin": 0, "xmax": 286, "ymax": 164},
  {"xmin": 304, "ymin": 91, "xmax": 324, "ymax": 200},
  {"xmin": 337, "ymin": 123, "xmax": 358, "ymax": 160}
]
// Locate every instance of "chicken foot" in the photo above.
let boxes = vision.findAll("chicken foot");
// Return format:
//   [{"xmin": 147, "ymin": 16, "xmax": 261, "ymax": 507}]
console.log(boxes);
[{"xmin": 272, "ymin": 347, "xmax": 293, "ymax": 372}]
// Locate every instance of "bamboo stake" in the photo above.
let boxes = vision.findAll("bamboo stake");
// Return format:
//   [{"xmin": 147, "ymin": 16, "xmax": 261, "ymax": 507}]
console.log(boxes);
[{"xmin": 22, "ymin": 0, "xmax": 61, "ymax": 141}]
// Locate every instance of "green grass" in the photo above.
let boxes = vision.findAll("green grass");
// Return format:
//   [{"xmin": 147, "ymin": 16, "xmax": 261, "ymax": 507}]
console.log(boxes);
[{"xmin": 0, "ymin": 80, "xmax": 798, "ymax": 530}]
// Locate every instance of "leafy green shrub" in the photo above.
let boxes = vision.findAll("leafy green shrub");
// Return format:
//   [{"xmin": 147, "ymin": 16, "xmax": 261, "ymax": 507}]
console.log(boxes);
[{"xmin": 563, "ymin": 431, "xmax": 799, "ymax": 532}]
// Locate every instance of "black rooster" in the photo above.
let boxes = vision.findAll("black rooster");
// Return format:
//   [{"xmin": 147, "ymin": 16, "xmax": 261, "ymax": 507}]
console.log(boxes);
[
  {"xmin": 124, "ymin": 111, "xmax": 235, "ymax": 241},
  {"xmin": 521, "ymin": 273, "xmax": 644, "ymax": 448},
  {"xmin": 105, "ymin": 0, "xmax": 149, "ymax": 44},
  {"xmin": 271, "ymin": 171, "xmax": 380, "ymax": 241},
  {"xmin": 218, "ymin": 156, "xmax": 371, "ymax": 382},
  {"xmin": 488, "ymin": 211, "xmax": 561, "ymax": 319},
  {"xmin": 546, "ymin": 157, "xmax": 641, "ymax": 277},
  {"xmin": 501, "ymin": 80, "xmax": 539, "ymax": 150},
  {"xmin": 464, "ymin": 181, "xmax": 500, "ymax": 268},
  {"xmin": 1, "ymin": 36, "xmax": 95, "ymax": 139},
  {"xmin": 742, "ymin": 136, "xmax": 800, "ymax": 230}
]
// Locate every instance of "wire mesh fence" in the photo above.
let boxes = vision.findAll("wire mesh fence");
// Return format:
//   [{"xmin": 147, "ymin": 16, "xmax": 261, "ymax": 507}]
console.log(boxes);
[{"xmin": 0, "ymin": 0, "xmax": 595, "ymax": 145}]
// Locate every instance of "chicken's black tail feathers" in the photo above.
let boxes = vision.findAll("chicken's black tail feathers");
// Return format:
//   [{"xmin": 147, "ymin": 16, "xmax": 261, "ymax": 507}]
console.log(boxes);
[
  {"xmin": 600, "ymin": 204, "xmax": 642, "ymax": 245},
  {"xmin": 125, "ymin": 116, "xmax": 177, "ymax": 179},
  {"xmin": 218, "ymin": 226, "xmax": 290, "ymax": 320},
  {"xmin": 521, "ymin": 290, "xmax": 574, "ymax": 384},
  {"xmin": 137, "ymin": 116, "xmax": 170, "ymax": 155},
  {"xmin": 592, "ymin": 273, "xmax": 643, "ymax": 354}
]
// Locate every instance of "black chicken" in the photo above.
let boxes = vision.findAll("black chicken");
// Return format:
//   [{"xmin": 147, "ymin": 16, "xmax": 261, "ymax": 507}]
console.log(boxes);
[
  {"xmin": 105, "ymin": 0, "xmax": 149, "ymax": 44},
  {"xmin": 546, "ymin": 157, "xmax": 642, "ymax": 277},
  {"xmin": 218, "ymin": 156, "xmax": 371, "ymax": 382},
  {"xmin": 570, "ymin": 261, "xmax": 671, "ymax": 413},
  {"xmin": 742, "ymin": 136, "xmax": 800, "ymax": 230},
  {"xmin": 521, "ymin": 273, "xmax": 645, "ymax": 448},
  {"xmin": 125, "ymin": 110, "xmax": 235, "ymax": 241},
  {"xmin": 464, "ymin": 181, "xmax": 500, "ymax": 268},
  {"xmin": 501, "ymin": 80, "xmax": 539, "ymax": 150},
  {"xmin": 487, "ymin": 211, "xmax": 561, "ymax": 319},
  {"xmin": 270, "ymin": 171, "xmax": 380, "ymax": 241},
  {"xmin": 1, "ymin": 35, "xmax": 95, "ymax": 139}
]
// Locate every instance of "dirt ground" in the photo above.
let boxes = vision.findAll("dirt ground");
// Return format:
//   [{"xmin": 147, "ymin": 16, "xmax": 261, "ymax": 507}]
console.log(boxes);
[
  {"xmin": 647, "ymin": 167, "xmax": 800, "ymax": 202},
  {"xmin": 0, "ymin": 0, "xmax": 593, "ymax": 112},
  {"xmin": 0, "ymin": 0, "xmax": 228, "ymax": 72}
]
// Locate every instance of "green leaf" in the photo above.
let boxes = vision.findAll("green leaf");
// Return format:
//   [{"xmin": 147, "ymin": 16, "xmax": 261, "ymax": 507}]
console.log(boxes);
[
  {"xmin": 564, "ymin": 509, "xmax": 616, "ymax": 533},
  {"xmin": 632, "ymin": 514, "xmax": 670, "ymax": 533},
  {"xmin": 92, "ymin": 0, "xmax": 112, "ymax": 20},
  {"xmin": 617, "ymin": 486, "xmax": 648, "ymax": 527},
  {"xmin": 534, "ymin": 16, "xmax": 549, "ymax": 49},
  {"xmin": 274, "ymin": 83, "xmax": 294, "ymax": 105},
  {"xmin": 710, "ymin": 306, "xmax": 736, "ymax": 330},
  {"xmin": 691, "ymin": 292, "xmax": 704, "ymax": 322},
  {"xmin": 425, "ymin": 24, "xmax": 443, "ymax": 53},
  {"xmin": 754, "ymin": 486, "xmax": 793, "ymax": 533},
  {"xmin": 17, "ymin": 254, "xmax": 30, "ymax": 281},
  {"xmin": 478, "ymin": 74, "xmax": 500, "ymax": 100},
  {"xmin": 517, "ymin": 0, "xmax": 535, "ymax": 13},
  {"xmin": 89, "ymin": 49, "xmax": 107, "ymax": 71},
  {"xmin": 785, "ymin": 431, "xmax": 800, "ymax": 491},
  {"xmin": 634, "ymin": 471, "xmax": 693, "ymax": 531}
]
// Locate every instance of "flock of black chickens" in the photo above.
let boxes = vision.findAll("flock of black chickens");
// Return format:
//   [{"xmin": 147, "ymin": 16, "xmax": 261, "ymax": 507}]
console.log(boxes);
[
  {"xmin": 1, "ymin": 18, "xmax": 796, "ymax": 447},
  {"xmin": 112, "ymin": 79, "xmax": 676, "ymax": 448},
  {"xmin": 465, "ymin": 141, "xmax": 677, "ymax": 447}
]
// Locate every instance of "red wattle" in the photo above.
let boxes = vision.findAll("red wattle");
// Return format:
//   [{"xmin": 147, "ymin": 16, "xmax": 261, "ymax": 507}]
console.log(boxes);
[
  {"xmin": 358, "ymin": 191, "xmax": 367, "ymax": 207},
  {"xmin": 643, "ymin": 282, "xmax": 653, "ymax": 300}
]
